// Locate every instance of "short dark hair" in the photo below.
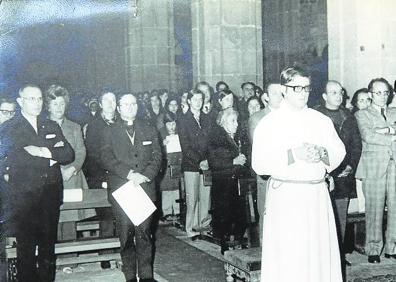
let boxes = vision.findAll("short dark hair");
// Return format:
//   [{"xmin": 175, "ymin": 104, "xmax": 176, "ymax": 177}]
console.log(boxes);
[
  {"xmin": 215, "ymin": 81, "xmax": 229, "ymax": 92},
  {"xmin": 280, "ymin": 66, "xmax": 310, "ymax": 85},
  {"xmin": 0, "ymin": 97, "xmax": 16, "ymax": 107},
  {"xmin": 367, "ymin": 77, "xmax": 391, "ymax": 92},
  {"xmin": 195, "ymin": 81, "xmax": 213, "ymax": 100},
  {"xmin": 187, "ymin": 88, "xmax": 204, "ymax": 101},
  {"xmin": 241, "ymin": 81, "xmax": 255, "ymax": 90},
  {"xmin": 218, "ymin": 89, "xmax": 234, "ymax": 101},
  {"xmin": 158, "ymin": 89, "xmax": 169, "ymax": 97},
  {"xmin": 164, "ymin": 95, "xmax": 180, "ymax": 111},
  {"xmin": 163, "ymin": 111, "xmax": 177, "ymax": 123},
  {"xmin": 45, "ymin": 84, "xmax": 70, "ymax": 107}
]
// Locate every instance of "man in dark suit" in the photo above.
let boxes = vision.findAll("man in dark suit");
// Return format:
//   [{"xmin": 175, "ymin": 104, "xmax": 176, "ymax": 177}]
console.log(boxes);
[
  {"xmin": 315, "ymin": 80, "xmax": 362, "ymax": 271},
  {"xmin": 178, "ymin": 89, "xmax": 212, "ymax": 239},
  {"xmin": 0, "ymin": 97, "xmax": 17, "ymax": 282},
  {"xmin": 3, "ymin": 84, "xmax": 74, "ymax": 282},
  {"xmin": 100, "ymin": 93, "xmax": 162, "ymax": 282}
]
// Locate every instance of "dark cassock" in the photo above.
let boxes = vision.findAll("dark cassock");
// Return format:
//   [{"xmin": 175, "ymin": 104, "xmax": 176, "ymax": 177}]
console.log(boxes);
[{"xmin": 100, "ymin": 93, "xmax": 162, "ymax": 282}]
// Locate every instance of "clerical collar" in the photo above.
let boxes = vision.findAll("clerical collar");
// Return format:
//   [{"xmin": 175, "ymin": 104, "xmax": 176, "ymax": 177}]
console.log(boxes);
[
  {"xmin": 22, "ymin": 111, "xmax": 38, "ymax": 133},
  {"xmin": 324, "ymin": 105, "xmax": 340, "ymax": 112},
  {"xmin": 122, "ymin": 119, "xmax": 134, "ymax": 126}
]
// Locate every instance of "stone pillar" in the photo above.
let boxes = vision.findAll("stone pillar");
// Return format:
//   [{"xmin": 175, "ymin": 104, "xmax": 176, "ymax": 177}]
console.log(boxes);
[
  {"xmin": 126, "ymin": 0, "xmax": 178, "ymax": 92},
  {"xmin": 328, "ymin": 0, "xmax": 396, "ymax": 94},
  {"xmin": 191, "ymin": 0, "xmax": 263, "ymax": 93}
]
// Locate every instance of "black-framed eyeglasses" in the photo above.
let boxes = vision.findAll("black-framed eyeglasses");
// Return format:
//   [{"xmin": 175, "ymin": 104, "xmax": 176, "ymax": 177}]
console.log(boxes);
[
  {"xmin": 22, "ymin": 96, "xmax": 43, "ymax": 103},
  {"xmin": 283, "ymin": 84, "xmax": 312, "ymax": 93},
  {"xmin": 0, "ymin": 109, "xmax": 15, "ymax": 116},
  {"xmin": 371, "ymin": 91, "xmax": 389, "ymax": 97}
]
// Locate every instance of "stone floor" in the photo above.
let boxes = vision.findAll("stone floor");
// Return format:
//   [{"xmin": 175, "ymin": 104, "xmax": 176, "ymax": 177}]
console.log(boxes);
[
  {"xmin": 49, "ymin": 225, "xmax": 396, "ymax": 282},
  {"xmin": 55, "ymin": 225, "xmax": 226, "ymax": 282}
]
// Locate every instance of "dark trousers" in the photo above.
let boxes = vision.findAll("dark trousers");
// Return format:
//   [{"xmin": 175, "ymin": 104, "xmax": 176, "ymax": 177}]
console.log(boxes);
[
  {"xmin": 14, "ymin": 184, "xmax": 61, "ymax": 282},
  {"xmin": 211, "ymin": 176, "xmax": 246, "ymax": 240},
  {"xmin": 87, "ymin": 176, "xmax": 115, "ymax": 241},
  {"xmin": 111, "ymin": 199, "xmax": 153, "ymax": 281}
]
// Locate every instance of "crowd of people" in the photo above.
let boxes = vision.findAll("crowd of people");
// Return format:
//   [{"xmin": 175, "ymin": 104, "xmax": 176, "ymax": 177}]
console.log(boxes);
[{"xmin": 1, "ymin": 65, "xmax": 396, "ymax": 281}]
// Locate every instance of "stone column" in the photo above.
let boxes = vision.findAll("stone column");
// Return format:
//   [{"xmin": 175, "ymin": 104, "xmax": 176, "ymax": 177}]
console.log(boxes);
[
  {"xmin": 327, "ymin": 0, "xmax": 396, "ymax": 94},
  {"xmin": 191, "ymin": 0, "xmax": 263, "ymax": 93},
  {"xmin": 125, "ymin": 0, "xmax": 178, "ymax": 92}
]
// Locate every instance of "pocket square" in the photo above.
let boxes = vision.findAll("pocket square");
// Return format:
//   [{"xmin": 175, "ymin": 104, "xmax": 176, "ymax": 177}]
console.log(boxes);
[
  {"xmin": 46, "ymin": 134, "xmax": 56, "ymax": 139},
  {"xmin": 54, "ymin": 141, "xmax": 64, "ymax": 147},
  {"xmin": 142, "ymin": 141, "xmax": 152, "ymax": 145}
]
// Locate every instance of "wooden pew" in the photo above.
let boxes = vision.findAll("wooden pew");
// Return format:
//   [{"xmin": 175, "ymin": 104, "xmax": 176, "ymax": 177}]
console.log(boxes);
[{"xmin": 6, "ymin": 189, "xmax": 120, "ymax": 267}]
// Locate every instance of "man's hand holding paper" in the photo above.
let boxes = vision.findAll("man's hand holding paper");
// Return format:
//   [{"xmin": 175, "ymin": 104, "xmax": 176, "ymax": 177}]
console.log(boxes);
[{"xmin": 112, "ymin": 181, "xmax": 157, "ymax": 226}]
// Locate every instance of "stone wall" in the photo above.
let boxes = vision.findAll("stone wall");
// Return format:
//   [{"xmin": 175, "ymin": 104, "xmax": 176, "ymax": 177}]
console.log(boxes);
[
  {"xmin": 328, "ymin": 0, "xmax": 396, "ymax": 95},
  {"xmin": 191, "ymin": 0, "xmax": 263, "ymax": 94},
  {"xmin": 125, "ymin": 0, "xmax": 180, "ymax": 92},
  {"xmin": 262, "ymin": 0, "xmax": 328, "ymax": 83}
]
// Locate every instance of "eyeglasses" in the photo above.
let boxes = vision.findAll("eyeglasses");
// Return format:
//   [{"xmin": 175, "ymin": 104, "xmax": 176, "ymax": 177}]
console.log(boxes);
[
  {"xmin": 283, "ymin": 84, "xmax": 312, "ymax": 93},
  {"xmin": 22, "ymin": 96, "xmax": 43, "ymax": 102},
  {"xmin": 0, "ymin": 109, "xmax": 15, "ymax": 116},
  {"xmin": 327, "ymin": 90, "xmax": 345, "ymax": 96},
  {"xmin": 119, "ymin": 102, "xmax": 137, "ymax": 107},
  {"xmin": 371, "ymin": 91, "xmax": 389, "ymax": 97}
]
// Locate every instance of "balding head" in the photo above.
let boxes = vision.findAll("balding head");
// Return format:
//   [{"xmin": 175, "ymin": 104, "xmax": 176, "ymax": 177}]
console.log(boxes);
[{"xmin": 323, "ymin": 80, "xmax": 344, "ymax": 110}]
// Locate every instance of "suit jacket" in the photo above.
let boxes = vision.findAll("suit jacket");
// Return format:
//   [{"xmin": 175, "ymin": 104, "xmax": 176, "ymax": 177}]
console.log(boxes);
[
  {"xmin": 4, "ymin": 114, "xmax": 75, "ymax": 204},
  {"xmin": 315, "ymin": 105, "xmax": 362, "ymax": 198},
  {"xmin": 178, "ymin": 110, "xmax": 210, "ymax": 172},
  {"xmin": 355, "ymin": 105, "xmax": 396, "ymax": 179},
  {"xmin": 60, "ymin": 118, "xmax": 88, "ymax": 190},
  {"xmin": 84, "ymin": 113, "xmax": 115, "ymax": 184},
  {"xmin": 100, "ymin": 119, "xmax": 162, "ymax": 201}
]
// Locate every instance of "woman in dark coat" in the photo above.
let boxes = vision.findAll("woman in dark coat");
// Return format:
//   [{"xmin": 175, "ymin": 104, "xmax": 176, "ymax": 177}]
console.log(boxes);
[{"xmin": 208, "ymin": 109, "xmax": 249, "ymax": 254}]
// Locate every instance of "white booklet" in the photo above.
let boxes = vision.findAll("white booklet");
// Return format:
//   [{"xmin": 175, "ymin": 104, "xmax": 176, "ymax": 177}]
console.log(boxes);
[
  {"xmin": 63, "ymin": 188, "xmax": 83, "ymax": 202},
  {"xmin": 165, "ymin": 134, "xmax": 182, "ymax": 153},
  {"xmin": 112, "ymin": 181, "xmax": 157, "ymax": 226}
]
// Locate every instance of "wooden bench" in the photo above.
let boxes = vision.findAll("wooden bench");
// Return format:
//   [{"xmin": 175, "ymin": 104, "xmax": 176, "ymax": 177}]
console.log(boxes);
[
  {"xmin": 223, "ymin": 247, "xmax": 261, "ymax": 282},
  {"xmin": 6, "ymin": 190, "xmax": 119, "ymax": 265}
]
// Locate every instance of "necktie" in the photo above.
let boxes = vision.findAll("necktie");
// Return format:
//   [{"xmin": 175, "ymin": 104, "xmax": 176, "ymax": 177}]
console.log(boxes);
[{"xmin": 381, "ymin": 108, "xmax": 387, "ymax": 121}]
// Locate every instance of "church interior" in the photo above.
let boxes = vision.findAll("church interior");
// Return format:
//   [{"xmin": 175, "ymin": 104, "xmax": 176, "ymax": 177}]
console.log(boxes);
[{"xmin": 2, "ymin": 0, "xmax": 396, "ymax": 281}]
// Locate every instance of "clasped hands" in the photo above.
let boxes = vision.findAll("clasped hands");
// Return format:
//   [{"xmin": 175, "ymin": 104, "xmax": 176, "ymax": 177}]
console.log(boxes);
[
  {"xmin": 293, "ymin": 143, "xmax": 325, "ymax": 163},
  {"xmin": 233, "ymin": 153, "xmax": 247, "ymax": 166}
]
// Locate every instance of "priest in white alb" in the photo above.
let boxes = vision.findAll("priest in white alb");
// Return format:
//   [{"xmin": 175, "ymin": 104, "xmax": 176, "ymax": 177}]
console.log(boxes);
[{"xmin": 252, "ymin": 66, "xmax": 345, "ymax": 282}]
